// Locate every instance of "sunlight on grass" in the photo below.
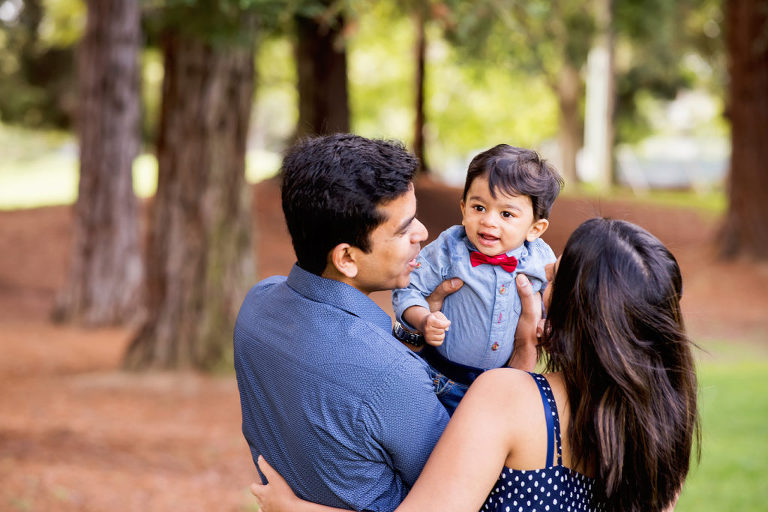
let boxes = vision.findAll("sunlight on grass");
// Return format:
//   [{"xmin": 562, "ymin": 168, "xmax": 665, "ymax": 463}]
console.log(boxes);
[
  {"xmin": 0, "ymin": 125, "xmax": 281, "ymax": 209},
  {"xmin": 676, "ymin": 341, "xmax": 768, "ymax": 511},
  {"xmin": 0, "ymin": 149, "xmax": 79, "ymax": 208},
  {"xmin": 562, "ymin": 182, "xmax": 727, "ymax": 216},
  {"xmin": 131, "ymin": 149, "xmax": 281, "ymax": 199}
]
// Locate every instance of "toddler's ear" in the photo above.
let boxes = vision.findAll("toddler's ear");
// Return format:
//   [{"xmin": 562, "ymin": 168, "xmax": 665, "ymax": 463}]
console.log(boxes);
[{"xmin": 526, "ymin": 218, "xmax": 549, "ymax": 241}]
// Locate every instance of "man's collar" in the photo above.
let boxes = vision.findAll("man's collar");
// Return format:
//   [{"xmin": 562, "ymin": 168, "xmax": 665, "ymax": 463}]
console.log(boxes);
[{"xmin": 286, "ymin": 264, "xmax": 392, "ymax": 333}]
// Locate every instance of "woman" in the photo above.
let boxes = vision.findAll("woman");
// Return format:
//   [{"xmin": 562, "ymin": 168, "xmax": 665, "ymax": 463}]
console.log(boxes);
[{"xmin": 251, "ymin": 218, "xmax": 700, "ymax": 512}]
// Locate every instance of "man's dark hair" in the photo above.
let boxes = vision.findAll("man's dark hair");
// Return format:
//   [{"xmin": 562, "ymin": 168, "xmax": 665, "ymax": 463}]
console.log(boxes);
[
  {"xmin": 462, "ymin": 144, "xmax": 564, "ymax": 220},
  {"xmin": 281, "ymin": 133, "xmax": 418, "ymax": 275}
]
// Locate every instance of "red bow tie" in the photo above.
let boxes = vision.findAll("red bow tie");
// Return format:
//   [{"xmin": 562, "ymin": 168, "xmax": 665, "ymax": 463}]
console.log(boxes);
[{"xmin": 470, "ymin": 251, "xmax": 518, "ymax": 272}]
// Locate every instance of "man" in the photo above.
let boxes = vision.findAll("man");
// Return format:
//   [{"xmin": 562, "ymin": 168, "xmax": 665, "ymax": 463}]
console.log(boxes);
[{"xmin": 234, "ymin": 134, "xmax": 450, "ymax": 511}]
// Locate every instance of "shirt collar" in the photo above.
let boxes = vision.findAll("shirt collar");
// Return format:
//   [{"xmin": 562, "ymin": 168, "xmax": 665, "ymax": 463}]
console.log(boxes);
[{"xmin": 286, "ymin": 264, "xmax": 393, "ymax": 333}]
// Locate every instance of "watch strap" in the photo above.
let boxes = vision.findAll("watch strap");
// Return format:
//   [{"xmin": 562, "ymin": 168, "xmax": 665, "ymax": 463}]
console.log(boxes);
[{"xmin": 392, "ymin": 321, "xmax": 425, "ymax": 347}]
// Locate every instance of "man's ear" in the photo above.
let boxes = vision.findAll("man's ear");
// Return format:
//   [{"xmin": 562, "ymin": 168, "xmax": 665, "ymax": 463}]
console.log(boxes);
[
  {"xmin": 526, "ymin": 218, "xmax": 549, "ymax": 242},
  {"xmin": 328, "ymin": 243, "xmax": 358, "ymax": 279}
]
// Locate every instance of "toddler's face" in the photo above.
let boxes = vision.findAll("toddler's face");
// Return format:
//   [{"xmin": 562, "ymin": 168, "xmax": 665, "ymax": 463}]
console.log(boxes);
[{"xmin": 460, "ymin": 175, "xmax": 547, "ymax": 256}]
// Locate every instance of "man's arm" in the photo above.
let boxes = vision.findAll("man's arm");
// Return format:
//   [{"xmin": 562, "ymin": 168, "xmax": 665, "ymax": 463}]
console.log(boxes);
[{"xmin": 368, "ymin": 357, "xmax": 450, "ymax": 487}]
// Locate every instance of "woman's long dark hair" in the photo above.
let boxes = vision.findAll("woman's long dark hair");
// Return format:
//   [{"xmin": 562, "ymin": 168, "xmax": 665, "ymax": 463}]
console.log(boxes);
[{"xmin": 542, "ymin": 218, "xmax": 700, "ymax": 512}]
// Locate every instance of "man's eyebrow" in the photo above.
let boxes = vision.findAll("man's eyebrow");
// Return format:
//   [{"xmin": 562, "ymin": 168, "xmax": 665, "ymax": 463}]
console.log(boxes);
[{"xmin": 395, "ymin": 214, "xmax": 416, "ymax": 233}]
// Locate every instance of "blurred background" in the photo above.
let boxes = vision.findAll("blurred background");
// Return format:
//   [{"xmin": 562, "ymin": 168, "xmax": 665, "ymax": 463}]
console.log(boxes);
[{"xmin": 0, "ymin": 0, "xmax": 766, "ymax": 510}]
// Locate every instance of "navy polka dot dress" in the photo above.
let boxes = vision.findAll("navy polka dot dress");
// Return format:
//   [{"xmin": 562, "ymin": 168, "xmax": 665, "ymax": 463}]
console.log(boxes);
[{"xmin": 481, "ymin": 373, "xmax": 604, "ymax": 511}]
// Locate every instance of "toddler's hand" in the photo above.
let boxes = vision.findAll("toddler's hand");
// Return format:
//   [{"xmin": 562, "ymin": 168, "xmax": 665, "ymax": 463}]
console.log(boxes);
[{"xmin": 423, "ymin": 312, "xmax": 451, "ymax": 347}]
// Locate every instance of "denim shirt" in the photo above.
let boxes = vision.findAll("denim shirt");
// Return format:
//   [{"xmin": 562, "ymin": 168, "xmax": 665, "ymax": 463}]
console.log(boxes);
[
  {"xmin": 392, "ymin": 225, "xmax": 555, "ymax": 369},
  {"xmin": 235, "ymin": 265, "xmax": 449, "ymax": 511}
]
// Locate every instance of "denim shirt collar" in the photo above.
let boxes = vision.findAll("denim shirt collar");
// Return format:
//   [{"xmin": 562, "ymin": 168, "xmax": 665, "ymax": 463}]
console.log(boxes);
[{"xmin": 286, "ymin": 264, "xmax": 392, "ymax": 333}]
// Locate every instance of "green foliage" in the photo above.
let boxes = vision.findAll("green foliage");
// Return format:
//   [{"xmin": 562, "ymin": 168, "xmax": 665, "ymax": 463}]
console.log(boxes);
[
  {"xmin": 614, "ymin": 0, "xmax": 725, "ymax": 144},
  {"xmin": 346, "ymin": 0, "xmax": 558, "ymax": 175},
  {"xmin": 141, "ymin": 0, "xmax": 270, "ymax": 47},
  {"xmin": 38, "ymin": 0, "xmax": 86, "ymax": 47},
  {"xmin": 442, "ymin": 0, "xmax": 595, "ymax": 79},
  {"xmin": 0, "ymin": 0, "xmax": 80, "ymax": 128},
  {"xmin": 253, "ymin": 35, "xmax": 297, "ymax": 148}
]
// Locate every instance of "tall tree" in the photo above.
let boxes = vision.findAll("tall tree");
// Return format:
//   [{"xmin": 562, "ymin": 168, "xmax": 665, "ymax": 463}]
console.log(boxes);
[
  {"xmin": 295, "ymin": 0, "xmax": 350, "ymax": 137},
  {"xmin": 719, "ymin": 0, "xmax": 768, "ymax": 259},
  {"xmin": 123, "ymin": 2, "xmax": 257, "ymax": 370},
  {"xmin": 53, "ymin": 0, "xmax": 142, "ymax": 325}
]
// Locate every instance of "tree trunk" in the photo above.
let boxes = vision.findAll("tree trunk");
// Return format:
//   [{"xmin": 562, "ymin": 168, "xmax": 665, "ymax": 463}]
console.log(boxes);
[
  {"xmin": 719, "ymin": 0, "xmax": 768, "ymax": 259},
  {"xmin": 123, "ymin": 31, "xmax": 256, "ymax": 370},
  {"xmin": 556, "ymin": 63, "xmax": 582, "ymax": 187},
  {"xmin": 295, "ymin": 5, "xmax": 350, "ymax": 138},
  {"xmin": 53, "ymin": 0, "xmax": 142, "ymax": 325},
  {"xmin": 413, "ymin": 9, "xmax": 429, "ymax": 173}
]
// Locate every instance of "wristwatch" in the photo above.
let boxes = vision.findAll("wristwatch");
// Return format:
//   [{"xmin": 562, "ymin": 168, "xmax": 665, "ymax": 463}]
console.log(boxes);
[{"xmin": 392, "ymin": 321, "xmax": 425, "ymax": 347}]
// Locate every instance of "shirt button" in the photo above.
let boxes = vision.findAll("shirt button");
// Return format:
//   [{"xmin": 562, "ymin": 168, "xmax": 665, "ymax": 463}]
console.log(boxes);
[
  {"xmin": 499, "ymin": 284, "xmax": 507, "ymax": 295},
  {"xmin": 491, "ymin": 342, "xmax": 500, "ymax": 351}
]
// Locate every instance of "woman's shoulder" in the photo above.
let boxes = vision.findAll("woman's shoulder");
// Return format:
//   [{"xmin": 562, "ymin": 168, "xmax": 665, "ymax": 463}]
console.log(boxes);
[{"xmin": 464, "ymin": 369, "xmax": 548, "ymax": 420}]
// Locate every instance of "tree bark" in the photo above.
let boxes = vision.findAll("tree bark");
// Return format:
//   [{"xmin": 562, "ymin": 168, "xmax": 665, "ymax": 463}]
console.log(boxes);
[
  {"xmin": 123, "ymin": 31, "xmax": 256, "ymax": 370},
  {"xmin": 295, "ymin": 4, "xmax": 350, "ymax": 138},
  {"xmin": 53, "ymin": 0, "xmax": 142, "ymax": 325},
  {"xmin": 719, "ymin": 0, "xmax": 768, "ymax": 259},
  {"xmin": 413, "ymin": 9, "xmax": 429, "ymax": 173},
  {"xmin": 556, "ymin": 63, "xmax": 582, "ymax": 187}
]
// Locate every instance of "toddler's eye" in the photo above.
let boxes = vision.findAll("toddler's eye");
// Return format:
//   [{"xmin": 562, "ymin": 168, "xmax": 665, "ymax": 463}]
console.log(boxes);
[
  {"xmin": 473, "ymin": 205, "xmax": 485, "ymax": 212},
  {"xmin": 501, "ymin": 211, "xmax": 513, "ymax": 218}
]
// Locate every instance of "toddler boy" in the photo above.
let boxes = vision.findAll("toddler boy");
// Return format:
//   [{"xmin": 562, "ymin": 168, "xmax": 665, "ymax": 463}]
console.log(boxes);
[{"xmin": 392, "ymin": 144, "xmax": 562, "ymax": 414}]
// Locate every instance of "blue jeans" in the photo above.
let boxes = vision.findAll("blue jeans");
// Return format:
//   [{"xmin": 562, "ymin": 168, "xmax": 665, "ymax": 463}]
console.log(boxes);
[{"xmin": 426, "ymin": 364, "xmax": 470, "ymax": 416}]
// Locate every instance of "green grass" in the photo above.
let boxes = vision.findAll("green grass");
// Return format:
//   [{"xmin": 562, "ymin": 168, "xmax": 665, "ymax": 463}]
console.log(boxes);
[
  {"xmin": 0, "ymin": 124, "xmax": 281, "ymax": 210},
  {"xmin": 676, "ymin": 340, "xmax": 768, "ymax": 511},
  {"xmin": 1, "ymin": 124, "xmax": 727, "ymax": 214},
  {"xmin": 562, "ymin": 181, "xmax": 727, "ymax": 217}
]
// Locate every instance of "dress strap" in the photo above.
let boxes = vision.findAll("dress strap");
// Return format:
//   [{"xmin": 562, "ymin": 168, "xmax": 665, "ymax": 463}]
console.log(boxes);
[{"xmin": 527, "ymin": 372, "xmax": 563, "ymax": 467}]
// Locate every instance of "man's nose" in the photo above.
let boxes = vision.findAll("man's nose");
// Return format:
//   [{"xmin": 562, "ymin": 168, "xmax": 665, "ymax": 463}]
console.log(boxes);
[{"xmin": 413, "ymin": 218, "xmax": 428, "ymax": 242}]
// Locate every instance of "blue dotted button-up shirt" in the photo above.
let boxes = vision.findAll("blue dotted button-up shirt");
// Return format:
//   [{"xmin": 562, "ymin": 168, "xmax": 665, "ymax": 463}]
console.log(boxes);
[
  {"xmin": 234, "ymin": 265, "xmax": 449, "ymax": 511},
  {"xmin": 392, "ymin": 225, "xmax": 555, "ymax": 369}
]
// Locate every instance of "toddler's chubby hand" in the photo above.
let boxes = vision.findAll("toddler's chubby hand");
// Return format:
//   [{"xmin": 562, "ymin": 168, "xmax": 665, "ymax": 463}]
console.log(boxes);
[{"xmin": 423, "ymin": 312, "xmax": 451, "ymax": 346}]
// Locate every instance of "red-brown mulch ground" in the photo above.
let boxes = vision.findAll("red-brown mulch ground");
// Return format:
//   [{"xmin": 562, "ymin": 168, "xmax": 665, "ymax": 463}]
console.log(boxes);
[{"xmin": 1, "ymin": 178, "xmax": 766, "ymax": 511}]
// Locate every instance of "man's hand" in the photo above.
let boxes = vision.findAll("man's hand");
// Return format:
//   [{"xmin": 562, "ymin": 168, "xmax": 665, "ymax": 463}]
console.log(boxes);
[
  {"xmin": 425, "ymin": 278, "xmax": 464, "ymax": 312},
  {"xmin": 423, "ymin": 311, "xmax": 451, "ymax": 346},
  {"xmin": 507, "ymin": 274, "xmax": 542, "ymax": 371}
]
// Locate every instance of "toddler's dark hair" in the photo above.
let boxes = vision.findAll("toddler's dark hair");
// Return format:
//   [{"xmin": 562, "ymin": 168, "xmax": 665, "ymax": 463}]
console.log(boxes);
[{"xmin": 462, "ymin": 144, "xmax": 563, "ymax": 220}]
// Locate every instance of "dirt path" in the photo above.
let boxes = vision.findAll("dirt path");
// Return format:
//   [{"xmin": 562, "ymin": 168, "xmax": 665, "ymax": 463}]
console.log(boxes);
[{"xmin": 0, "ymin": 179, "xmax": 766, "ymax": 511}]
